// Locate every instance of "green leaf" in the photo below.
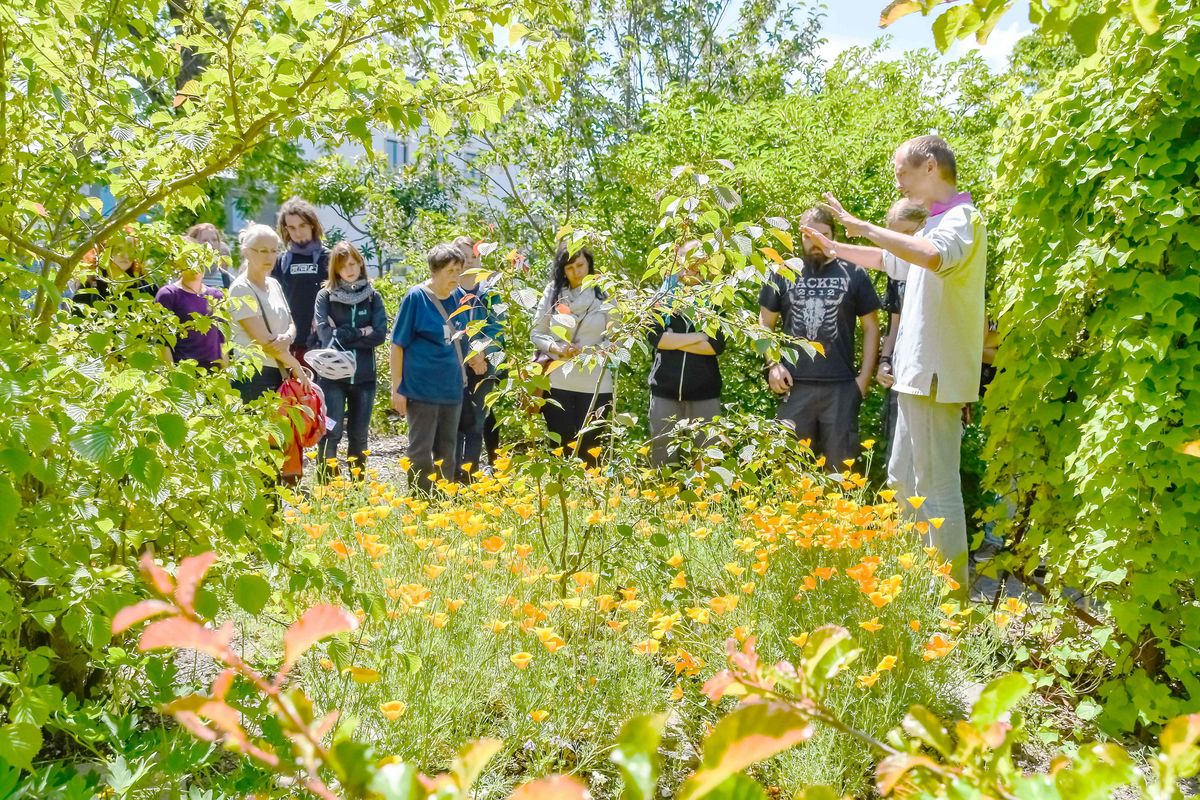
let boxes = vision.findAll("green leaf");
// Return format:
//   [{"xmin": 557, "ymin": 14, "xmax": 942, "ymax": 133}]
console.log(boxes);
[
  {"xmin": 610, "ymin": 713, "xmax": 665, "ymax": 800},
  {"xmin": 649, "ymin": 533, "xmax": 669, "ymax": 547},
  {"xmin": 678, "ymin": 702, "xmax": 813, "ymax": 800},
  {"xmin": 801, "ymin": 626, "xmax": 860, "ymax": 697},
  {"xmin": 971, "ymin": 673, "xmax": 1031, "ymax": 726},
  {"xmin": 702, "ymin": 774, "xmax": 768, "ymax": 800},
  {"xmin": 428, "ymin": 108, "xmax": 452, "ymax": 138},
  {"xmin": 233, "ymin": 573, "xmax": 271, "ymax": 615},
  {"xmin": 901, "ymin": 706, "xmax": 954, "ymax": 756},
  {"xmin": 154, "ymin": 413, "xmax": 188, "ymax": 448},
  {"xmin": 0, "ymin": 722, "xmax": 42, "ymax": 771},
  {"xmin": 1129, "ymin": 0, "xmax": 1161, "ymax": 33},
  {"xmin": 70, "ymin": 424, "xmax": 117, "ymax": 461},
  {"xmin": 370, "ymin": 762, "xmax": 423, "ymax": 800}
]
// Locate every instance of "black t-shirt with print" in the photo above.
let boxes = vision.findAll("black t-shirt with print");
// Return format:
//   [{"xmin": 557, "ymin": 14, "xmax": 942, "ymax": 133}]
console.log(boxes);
[
  {"xmin": 758, "ymin": 258, "xmax": 881, "ymax": 382},
  {"xmin": 271, "ymin": 247, "xmax": 329, "ymax": 345}
]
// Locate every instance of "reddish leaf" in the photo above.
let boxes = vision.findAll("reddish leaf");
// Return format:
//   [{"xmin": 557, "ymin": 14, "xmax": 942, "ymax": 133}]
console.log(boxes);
[
  {"xmin": 314, "ymin": 710, "xmax": 339, "ymax": 740},
  {"xmin": 702, "ymin": 670, "xmax": 740, "ymax": 703},
  {"xmin": 279, "ymin": 604, "xmax": 359, "ymax": 679},
  {"xmin": 678, "ymin": 702, "xmax": 814, "ymax": 800},
  {"xmin": 32, "ymin": 202, "xmax": 47, "ymax": 217},
  {"xmin": 510, "ymin": 775, "xmax": 591, "ymax": 799},
  {"xmin": 174, "ymin": 710, "xmax": 218, "ymax": 742},
  {"xmin": 174, "ymin": 552, "xmax": 218, "ymax": 615},
  {"xmin": 139, "ymin": 617, "xmax": 233, "ymax": 661},
  {"xmin": 759, "ymin": 247, "xmax": 783, "ymax": 264},
  {"xmin": 112, "ymin": 600, "xmax": 177, "ymax": 634},
  {"xmin": 139, "ymin": 552, "xmax": 175, "ymax": 596},
  {"xmin": 172, "ymin": 93, "xmax": 187, "ymax": 107},
  {"xmin": 876, "ymin": 753, "xmax": 939, "ymax": 795},
  {"xmin": 211, "ymin": 669, "xmax": 236, "ymax": 701},
  {"xmin": 305, "ymin": 779, "xmax": 340, "ymax": 800}
]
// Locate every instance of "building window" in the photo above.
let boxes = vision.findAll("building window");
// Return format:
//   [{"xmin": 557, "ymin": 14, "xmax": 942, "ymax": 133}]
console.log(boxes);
[{"xmin": 386, "ymin": 138, "xmax": 408, "ymax": 171}]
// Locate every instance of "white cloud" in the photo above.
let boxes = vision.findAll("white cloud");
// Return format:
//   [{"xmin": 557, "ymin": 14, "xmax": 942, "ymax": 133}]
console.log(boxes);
[{"xmin": 947, "ymin": 21, "xmax": 1027, "ymax": 70}]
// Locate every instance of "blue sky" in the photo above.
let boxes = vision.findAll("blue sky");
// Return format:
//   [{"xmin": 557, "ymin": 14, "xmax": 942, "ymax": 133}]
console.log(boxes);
[{"xmin": 726, "ymin": 0, "xmax": 1036, "ymax": 71}]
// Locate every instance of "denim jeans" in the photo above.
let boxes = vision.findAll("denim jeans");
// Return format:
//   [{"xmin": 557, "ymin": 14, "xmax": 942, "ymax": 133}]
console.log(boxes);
[{"xmin": 317, "ymin": 379, "xmax": 376, "ymax": 481}]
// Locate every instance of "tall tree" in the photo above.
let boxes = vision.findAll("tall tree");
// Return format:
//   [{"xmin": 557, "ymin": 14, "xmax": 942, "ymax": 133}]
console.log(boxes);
[{"xmin": 0, "ymin": 0, "xmax": 570, "ymax": 324}]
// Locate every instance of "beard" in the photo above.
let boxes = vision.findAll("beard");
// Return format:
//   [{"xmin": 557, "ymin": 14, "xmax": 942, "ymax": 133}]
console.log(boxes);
[{"xmin": 802, "ymin": 250, "xmax": 828, "ymax": 270}]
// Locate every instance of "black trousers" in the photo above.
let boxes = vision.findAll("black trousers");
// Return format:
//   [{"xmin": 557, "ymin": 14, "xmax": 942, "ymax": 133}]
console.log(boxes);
[{"xmin": 542, "ymin": 388, "xmax": 613, "ymax": 467}]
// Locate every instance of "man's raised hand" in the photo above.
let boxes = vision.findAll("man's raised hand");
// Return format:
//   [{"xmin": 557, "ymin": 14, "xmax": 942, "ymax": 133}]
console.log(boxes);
[
  {"xmin": 821, "ymin": 193, "xmax": 869, "ymax": 237},
  {"xmin": 800, "ymin": 225, "xmax": 838, "ymax": 259}
]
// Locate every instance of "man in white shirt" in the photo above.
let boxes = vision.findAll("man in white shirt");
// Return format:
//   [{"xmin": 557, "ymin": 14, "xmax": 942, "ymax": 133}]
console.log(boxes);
[{"xmin": 801, "ymin": 135, "xmax": 987, "ymax": 591}]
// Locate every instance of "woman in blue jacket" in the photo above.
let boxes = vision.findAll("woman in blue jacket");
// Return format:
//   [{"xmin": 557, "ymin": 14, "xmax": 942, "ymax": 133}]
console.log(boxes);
[{"xmin": 312, "ymin": 241, "xmax": 388, "ymax": 481}]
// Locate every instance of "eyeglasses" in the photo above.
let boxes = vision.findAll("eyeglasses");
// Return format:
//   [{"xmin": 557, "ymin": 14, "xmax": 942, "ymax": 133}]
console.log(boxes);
[{"xmin": 245, "ymin": 246, "xmax": 281, "ymax": 255}]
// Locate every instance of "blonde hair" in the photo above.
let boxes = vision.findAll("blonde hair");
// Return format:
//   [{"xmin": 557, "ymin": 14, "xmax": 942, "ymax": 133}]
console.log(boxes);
[
  {"xmin": 238, "ymin": 223, "xmax": 280, "ymax": 249},
  {"xmin": 325, "ymin": 241, "xmax": 369, "ymax": 289}
]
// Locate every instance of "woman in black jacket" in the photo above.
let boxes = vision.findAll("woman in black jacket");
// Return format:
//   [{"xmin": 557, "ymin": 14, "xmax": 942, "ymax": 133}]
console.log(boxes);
[
  {"xmin": 312, "ymin": 241, "xmax": 388, "ymax": 481},
  {"xmin": 647, "ymin": 269, "xmax": 726, "ymax": 467}
]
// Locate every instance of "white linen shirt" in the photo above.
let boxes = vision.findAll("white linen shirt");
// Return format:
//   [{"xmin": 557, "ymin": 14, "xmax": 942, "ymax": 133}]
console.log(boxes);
[{"xmin": 883, "ymin": 202, "xmax": 987, "ymax": 404}]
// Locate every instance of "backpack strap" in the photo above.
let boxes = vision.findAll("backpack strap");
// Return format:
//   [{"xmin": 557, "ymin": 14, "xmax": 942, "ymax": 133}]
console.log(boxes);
[{"xmin": 419, "ymin": 285, "xmax": 467, "ymax": 384}]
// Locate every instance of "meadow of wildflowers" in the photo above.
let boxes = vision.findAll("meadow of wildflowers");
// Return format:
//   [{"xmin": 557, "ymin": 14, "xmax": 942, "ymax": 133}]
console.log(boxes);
[{"xmin": 275, "ymin": 451, "xmax": 985, "ymax": 796}]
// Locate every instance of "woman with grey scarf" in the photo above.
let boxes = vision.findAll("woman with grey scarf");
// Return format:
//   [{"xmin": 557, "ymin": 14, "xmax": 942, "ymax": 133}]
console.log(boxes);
[{"xmin": 312, "ymin": 241, "xmax": 388, "ymax": 482}]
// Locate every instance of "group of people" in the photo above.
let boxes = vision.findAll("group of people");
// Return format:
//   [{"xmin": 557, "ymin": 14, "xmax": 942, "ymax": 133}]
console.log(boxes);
[{"xmin": 70, "ymin": 134, "xmax": 986, "ymax": 584}]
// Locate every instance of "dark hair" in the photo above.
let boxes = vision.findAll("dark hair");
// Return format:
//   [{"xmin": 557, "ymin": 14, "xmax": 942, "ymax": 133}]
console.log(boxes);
[
  {"xmin": 902, "ymin": 135, "xmax": 957, "ymax": 182},
  {"xmin": 552, "ymin": 241, "xmax": 595, "ymax": 300},
  {"xmin": 800, "ymin": 206, "xmax": 835, "ymax": 230},
  {"xmin": 277, "ymin": 197, "xmax": 325, "ymax": 246},
  {"xmin": 325, "ymin": 241, "xmax": 369, "ymax": 290},
  {"xmin": 886, "ymin": 199, "xmax": 929, "ymax": 229},
  {"xmin": 427, "ymin": 242, "xmax": 463, "ymax": 276}
]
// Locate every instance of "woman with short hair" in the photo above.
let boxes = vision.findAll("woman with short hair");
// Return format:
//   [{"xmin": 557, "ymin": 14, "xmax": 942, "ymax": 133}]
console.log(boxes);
[
  {"xmin": 228, "ymin": 224, "xmax": 308, "ymax": 402},
  {"xmin": 390, "ymin": 243, "xmax": 469, "ymax": 493},
  {"xmin": 530, "ymin": 241, "xmax": 612, "ymax": 467},
  {"xmin": 312, "ymin": 241, "xmax": 388, "ymax": 481},
  {"xmin": 271, "ymin": 197, "xmax": 329, "ymax": 363}
]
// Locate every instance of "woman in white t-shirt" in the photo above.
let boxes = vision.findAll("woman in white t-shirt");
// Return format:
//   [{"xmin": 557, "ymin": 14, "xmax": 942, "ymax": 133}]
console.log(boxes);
[{"xmin": 228, "ymin": 224, "xmax": 309, "ymax": 403}]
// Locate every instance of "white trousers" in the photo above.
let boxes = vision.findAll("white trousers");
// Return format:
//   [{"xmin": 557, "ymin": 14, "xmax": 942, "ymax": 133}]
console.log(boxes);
[{"xmin": 887, "ymin": 390, "xmax": 968, "ymax": 589}]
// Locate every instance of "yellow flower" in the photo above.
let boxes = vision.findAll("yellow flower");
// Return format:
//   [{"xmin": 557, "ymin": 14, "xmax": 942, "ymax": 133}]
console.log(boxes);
[
  {"xmin": 529, "ymin": 709, "xmax": 549, "ymax": 723},
  {"xmin": 424, "ymin": 564, "xmax": 446, "ymax": 580},
  {"xmin": 879, "ymin": 489, "xmax": 896, "ymax": 502},
  {"xmin": 319, "ymin": 657, "xmax": 334, "ymax": 670},
  {"xmin": 787, "ymin": 633, "xmax": 809, "ymax": 648},
  {"xmin": 741, "ymin": 581, "xmax": 756, "ymax": 595},
  {"xmin": 861, "ymin": 439, "xmax": 876, "ymax": 450},
  {"xmin": 929, "ymin": 517, "xmax": 945, "ymax": 529},
  {"xmin": 632, "ymin": 639, "xmax": 660, "ymax": 655},
  {"xmin": 724, "ymin": 562, "xmax": 745, "ymax": 578},
  {"xmin": 398, "ymin": 456, "xmax": 412, "ymax": 471},
  {"xmin": 348, "ymin": 667, "xmax": 380, "ymax": 684},
  {"xmin": 898, "ymin": 553, "xmax": 915, "ymax": 570},
  {"xmin": 666, "ymin": 552, "xmax": 685, "ymax": 568},
  {"xmin": 670, "ymin": 571, "xmax": 687, "ymax": 589},
  {"xmin": 857, "ymin": 671, "xmax": 880, "ymax": 688},
  {"xmin": 510, "ymin": 651, "xmax": 533, "ymax": 669},
  {"xmin": 671, "ymin": 683, "xmax": 684, "ymax": 701},
  {"xmin": 380, "ymin": 700, "xmax": 407, "ymax": 721},
  {"xmin": 859, "ymin": 618, "xmax": 883, "ymax": 633},
  {"xmin": 907, "ymin": 496, "xmax": 925, "ymax": 510},
  {"xmin": 428, "ymin": 612, "xmax": 449, "ymax": 629},
  {"xmin": 877, "ymin": 655, "xmax": 898, "ymax": 671}
]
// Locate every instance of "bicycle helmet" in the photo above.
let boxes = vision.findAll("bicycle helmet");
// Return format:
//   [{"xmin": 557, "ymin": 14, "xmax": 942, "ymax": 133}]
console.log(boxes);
[{"xmin": 306, "ymin": 348, "xmax": 356, "ymax": 381}]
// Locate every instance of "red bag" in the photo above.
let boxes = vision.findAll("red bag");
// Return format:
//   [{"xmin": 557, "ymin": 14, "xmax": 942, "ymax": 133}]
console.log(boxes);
[{"xmin": 279, "ymin": 374, "xmax": 328, "ymax": 449}]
